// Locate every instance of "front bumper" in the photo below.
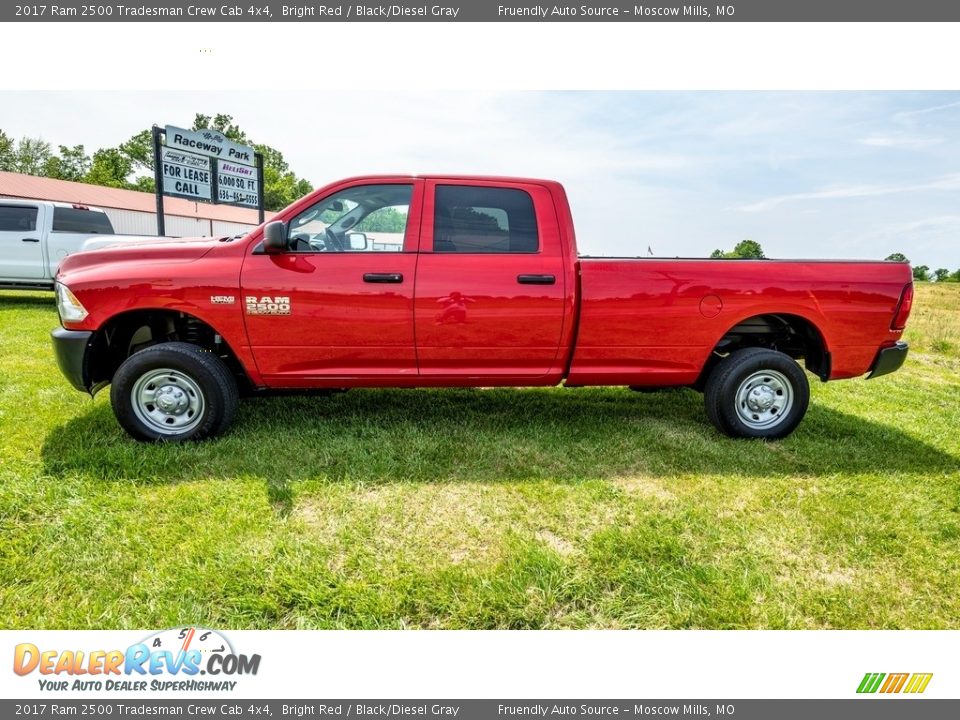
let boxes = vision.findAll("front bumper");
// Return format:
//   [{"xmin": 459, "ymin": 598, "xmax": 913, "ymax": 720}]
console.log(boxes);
[
  {"xmin": 866, "ymin": 341, "xmax": 909, "ymax": 379},
  {"xmin": 51, "ymin": 328, "xmax": 94, "ymax": 393}
]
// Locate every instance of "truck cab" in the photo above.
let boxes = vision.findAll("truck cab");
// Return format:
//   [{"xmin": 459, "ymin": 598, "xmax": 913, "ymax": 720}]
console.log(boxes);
[
  {"xmin": 0, "ymin": 199, "xmax": 115, "ymax": 290},
  {"xmin": 247, "ymin": 177, "xmax": 576, "ymax": 384}
]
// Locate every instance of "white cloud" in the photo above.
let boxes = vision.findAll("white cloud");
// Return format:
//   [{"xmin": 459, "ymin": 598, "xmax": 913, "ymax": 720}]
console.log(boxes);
[
  {"xmin": 860, "ymin": 134, "xmax": 943, "ymax": 149},
  {"xmin": 738, "ymin": 174, "xmax": 960, "ymax": 213},
  {"xmin": 893, "ymin": 99, "xmax": 960, "ymax": 123}
]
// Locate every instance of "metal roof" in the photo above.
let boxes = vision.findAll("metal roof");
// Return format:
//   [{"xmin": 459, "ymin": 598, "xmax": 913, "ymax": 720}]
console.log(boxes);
[{"xmin": 0, "ymin": 171, "xmax": 275, "ymax": 224}]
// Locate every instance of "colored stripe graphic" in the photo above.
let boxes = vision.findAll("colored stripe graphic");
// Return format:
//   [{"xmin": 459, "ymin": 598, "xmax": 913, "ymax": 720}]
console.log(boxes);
[
  {"xmin": 880, "ymin": 673, "xmax": 909, "ymax": 693},
  {"xmin": 857, "ymin": 673, "xmax": 885, "ymax": 693},
  {"xmin": 904, "ymin": 673, "xmax": 933, "ymax": 694},
  {"xmin": 857, "ymin": 672, "xmax": 932, "ymax": 694}
]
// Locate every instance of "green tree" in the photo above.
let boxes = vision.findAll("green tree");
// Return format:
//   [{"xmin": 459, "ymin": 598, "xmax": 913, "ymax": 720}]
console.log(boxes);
[
  {"xmin": 0, "ymin": 132, "xmax": 90, "ymax": 181},
  {"xmin": 950, "ymin": 269, "xmax": 960, "ymax": 283},
  {"xmin": 133, "ymin": 176, "xmax": 155, "ymax": 193},
  {"xmin": 0, "ymin": 129, "xmax": 14, "ymax": 170},
  {"xmin": 912, "ymin": 265, "xmax": 930, "ymax": 281},
  {"xmin": 117, "ymin": 129, "xmax": 154, "ymax": 174},
  {"xmin": 711, "ymin": 239, "xmax": 766, "ymax": 259},
  {"xmin": 43, "ymin": 144, "xmax": 91, "ymax": 182},
  {"xmin": 885, "ymin": 252, "xmax": 909, "ymax": 263},
  {"xmin": 84, "ymin": 148, "xmax": 134, "ymax": 188},
  {"xmin": 7, "ymin": 137, "xmax": 52, "ymax": 176},
  {"xmin": 933, "ymin": 268, "xmax": 950, "ymax": 282},
  {"xmin": 356, "ymin": 207, "xmax": 408, "ymax": 233},
  {"xmin": 193, "ymin": 113, "xmax": 248, "ymax": 144}
]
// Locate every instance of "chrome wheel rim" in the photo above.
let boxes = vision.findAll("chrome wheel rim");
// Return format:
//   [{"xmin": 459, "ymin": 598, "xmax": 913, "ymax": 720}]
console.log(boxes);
[
  {"xmin": 735, "ymin": 369, "xmax": 793, "ymax": 430},
  {"xmin": 131, "ymin": 368, "xmax": 205, "ymax": 435}
]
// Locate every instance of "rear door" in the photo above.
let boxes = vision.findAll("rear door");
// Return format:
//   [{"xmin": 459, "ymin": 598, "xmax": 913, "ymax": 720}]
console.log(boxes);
[
  {"xmin": 240, "ymin": 180, "xmax": 423, "ymax": 384},
  {"xmin": 47, "ymin": 205, "xmax": 116, "ymax": 275},
  {"xmin": 0, "ymin": 203, "xmax": 45, "ymax": 279},
  {"xmin": 413, "ymin": 180, "xmax": 567, "ymax": 379}
]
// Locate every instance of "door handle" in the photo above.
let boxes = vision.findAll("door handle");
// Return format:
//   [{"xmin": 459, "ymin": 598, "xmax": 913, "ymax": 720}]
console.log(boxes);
[
  {"xmin": 363, "ymin": 273, "xmax": 403, "ymax": 284},
  {"xmin": 517, "ymin": 274, "xmax": 556, "ymax": 285},
  {"xmin": 22, "ymin": 238, "xmax": 40, "ymax": 243}
]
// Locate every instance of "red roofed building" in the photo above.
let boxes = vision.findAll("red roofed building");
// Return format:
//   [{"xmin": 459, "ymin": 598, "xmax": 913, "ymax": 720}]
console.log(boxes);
[{"xmin": 0, "ymin": 171, "xmax": 275, "ymax": 237}]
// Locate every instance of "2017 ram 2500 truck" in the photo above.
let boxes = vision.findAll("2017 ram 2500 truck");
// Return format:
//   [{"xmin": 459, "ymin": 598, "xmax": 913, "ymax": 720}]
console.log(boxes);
[{"xmin": 50, "ymin": 175, "xmax": 913, "ymax": 442}]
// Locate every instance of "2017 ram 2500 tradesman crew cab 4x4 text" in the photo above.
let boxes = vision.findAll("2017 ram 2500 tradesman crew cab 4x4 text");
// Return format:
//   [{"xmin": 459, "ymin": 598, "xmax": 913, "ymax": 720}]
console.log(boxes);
[{"xmin": 50, "ymin": 175, "xmax": 913, "ymax": 442}]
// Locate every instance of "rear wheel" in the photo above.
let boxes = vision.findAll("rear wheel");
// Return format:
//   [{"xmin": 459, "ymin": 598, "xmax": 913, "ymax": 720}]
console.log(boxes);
[
  {"xmin": 110, "ymin": 342, "xmax": 238, "ymax": 442},
  {"xmin": 704, "ymin": 347, "xmax": 809, "ymax": 439}
]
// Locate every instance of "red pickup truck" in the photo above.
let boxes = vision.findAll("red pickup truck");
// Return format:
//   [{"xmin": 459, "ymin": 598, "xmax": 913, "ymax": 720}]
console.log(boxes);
[{"xmin": 51, "ymin": 175, "xmax": 913, "ymax": 442}]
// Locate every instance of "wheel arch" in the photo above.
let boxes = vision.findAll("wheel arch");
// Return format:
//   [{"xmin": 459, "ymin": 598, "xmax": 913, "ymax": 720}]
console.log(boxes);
[
  {"xmin": 697, "ymin": 311, "xmax": 831, "ymax": 388},
  {"xmin": 86, "ymin": 308, "xmax": 252, "ymax": 394}
]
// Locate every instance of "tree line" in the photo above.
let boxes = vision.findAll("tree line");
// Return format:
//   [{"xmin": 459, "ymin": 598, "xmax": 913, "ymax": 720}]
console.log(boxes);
[
  {"xmin": 711, "ymin": 242, "xmax": 958, "ymax": 281},
  {"xmin": 0, "ymin": 113, "xmax": 312, "ymax": 212},
  {"xmin": 883, "ymin": 253, "xmax": 960, "ymax": 282}
]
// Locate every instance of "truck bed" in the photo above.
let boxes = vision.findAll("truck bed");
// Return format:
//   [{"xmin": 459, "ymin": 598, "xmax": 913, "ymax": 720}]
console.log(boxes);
[{"xmin": 567, "ymin": 257, "xmax": 912, "ymax": 386}]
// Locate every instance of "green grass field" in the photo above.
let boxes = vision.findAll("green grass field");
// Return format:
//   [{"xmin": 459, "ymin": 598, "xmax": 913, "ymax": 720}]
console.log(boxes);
[{"xmin": 1, "ymin": 284, "xmax": 958, "ymax": 629}]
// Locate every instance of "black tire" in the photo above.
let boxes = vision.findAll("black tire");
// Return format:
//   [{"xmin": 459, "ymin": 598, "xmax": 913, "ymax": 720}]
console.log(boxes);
[
  {"xmin": 110, "ymin": 342, "xmax": 238, "ymax": 442},
  {"xmin": 704, "ymin": 347, "xmax": 809, "ymax": 439}
]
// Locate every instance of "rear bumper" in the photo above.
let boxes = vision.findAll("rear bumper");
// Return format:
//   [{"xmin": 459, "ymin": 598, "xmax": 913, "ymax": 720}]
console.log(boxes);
[
  {"xmin": 51, "ymin": 328, "xmax": 94, "ymax": 393},
  {"xmin": 866, "ymin": 341, "xmax": 908, "ymax": 379}
]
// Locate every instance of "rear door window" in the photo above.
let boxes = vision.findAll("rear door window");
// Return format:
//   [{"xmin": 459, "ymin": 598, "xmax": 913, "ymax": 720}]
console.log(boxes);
[
  {"xmin": 52, "ymin": 207, "xmax": 114, "ymax": 234},
  {"xmin": 433, "ymin": 186, "xmax": 538, "ymax": 253},
  {"xmin": 0, "ymin": 205, "xmax": 38, "ymax": 232}
]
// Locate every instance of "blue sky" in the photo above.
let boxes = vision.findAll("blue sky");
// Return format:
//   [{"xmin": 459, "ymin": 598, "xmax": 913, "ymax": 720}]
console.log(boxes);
[{"xmin": 3, "ymin": 91, "xmax": 959, "ymax": 268}]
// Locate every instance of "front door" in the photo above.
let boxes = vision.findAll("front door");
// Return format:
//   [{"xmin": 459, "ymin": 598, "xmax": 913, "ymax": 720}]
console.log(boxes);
[
  {"xmin": 240, "ymin": 181, "xmax": 423, "ymax": 385},
  {"xmin": 0, "ymin": 203, "xmax": 44, "ymax": 279},
  {"xmin": 413, "ymin": 181, "xmax": 567, "ymax": 380}
]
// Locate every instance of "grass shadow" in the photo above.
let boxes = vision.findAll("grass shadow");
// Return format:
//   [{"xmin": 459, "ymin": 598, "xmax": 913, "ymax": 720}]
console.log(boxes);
[
  {"xmin": 40, "ymin": 386, "xmax": 960, "ymax": 485},
  {"xmin": 0, "ymin": 291, "xmax": 56, "ymax": 311}
]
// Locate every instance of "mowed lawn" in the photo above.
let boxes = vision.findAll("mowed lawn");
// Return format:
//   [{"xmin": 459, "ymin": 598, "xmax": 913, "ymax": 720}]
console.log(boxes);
[{"xmin": 1, "ymin": 284, "xmax": 958, "ymax": 629}]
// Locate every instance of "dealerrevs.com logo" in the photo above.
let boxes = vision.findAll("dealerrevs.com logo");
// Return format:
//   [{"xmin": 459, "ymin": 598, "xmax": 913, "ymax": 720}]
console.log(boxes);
[{"xmin": 13, "ymin": 627, "xmax": 261, "ymax": 692}]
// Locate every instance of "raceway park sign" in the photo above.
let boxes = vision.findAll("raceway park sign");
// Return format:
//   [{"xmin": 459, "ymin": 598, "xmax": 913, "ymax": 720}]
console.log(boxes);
[
  {"xmin": 156, "ymin": 125, "xmax": 262, "ymax": 211},
  {"xmin": 165, "ymin": 125, "xmax": 256, "ymax": 165}
]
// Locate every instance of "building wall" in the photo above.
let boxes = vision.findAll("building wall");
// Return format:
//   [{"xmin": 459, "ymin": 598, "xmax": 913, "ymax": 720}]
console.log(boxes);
[
  {"xmin": 34, "ymin": 205, "xmax": 260, "ymax": 238},
  {"xmin": 162, "ymin": 214, "xmax": 211, "ymax": 237},
  {"xmin": 212, "ymin": 220, "xmax": 262, "ymax": 237},
  {"xmin": 98, "ymin": 208, "xmax": 160, "ymax": 235}
]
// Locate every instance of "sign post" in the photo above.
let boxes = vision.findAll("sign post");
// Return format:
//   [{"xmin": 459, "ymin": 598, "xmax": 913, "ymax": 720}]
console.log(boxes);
[
  {"xmin": 151, "ymin": 125, "xmax": 166, "ymax": 236},
  {"xmin": 256, "ymin": 152, "xmax": 265, "ymax": 224},
  {"xmin": 152, "ymin": 123, "xmax": 264, "ymax": 235}
]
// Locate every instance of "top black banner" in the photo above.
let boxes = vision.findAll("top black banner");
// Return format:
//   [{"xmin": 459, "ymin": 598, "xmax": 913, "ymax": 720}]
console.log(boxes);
[{"xmin": 5, "ymin": 0, "xmax": 960, "ymax": 22}]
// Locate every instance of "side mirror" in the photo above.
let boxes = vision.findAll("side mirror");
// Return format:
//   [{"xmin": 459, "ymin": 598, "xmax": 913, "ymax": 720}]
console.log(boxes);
[
  {"xmin": 346, "ymin": 231, "xmax": 369, "ymax": 251},
  {"xmin": 263, "ymin": 221, "xmax": 288, "ymax": 254}
]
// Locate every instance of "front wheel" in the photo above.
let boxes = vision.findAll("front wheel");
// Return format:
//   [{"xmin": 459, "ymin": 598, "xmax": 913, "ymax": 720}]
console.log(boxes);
[
  {"xmin": 704, "ymin": 347, "xmax": 810, "ymax": 439},
  {"xmin": 110, "ymin": 342, "xmax": 238, "ymax": 442}
]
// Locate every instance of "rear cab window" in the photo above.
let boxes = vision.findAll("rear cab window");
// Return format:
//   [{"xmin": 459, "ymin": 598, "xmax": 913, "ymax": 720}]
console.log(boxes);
[
  {"xmin": 433, "ymin": 185, "xmax": 539, "ymax": 253},
  {"xmin": 51, "ymin": 207, "xmax": 114, "ymax": 234},
  {"xmin": 0, "ymin": 205, "xmax": 38, "ymax": 232}
]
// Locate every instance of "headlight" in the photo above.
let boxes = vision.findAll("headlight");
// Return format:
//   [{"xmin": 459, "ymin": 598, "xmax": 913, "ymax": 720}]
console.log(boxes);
[{"xmin": 56, "ymin": 282, "xmax": 89, "ymax": 324}]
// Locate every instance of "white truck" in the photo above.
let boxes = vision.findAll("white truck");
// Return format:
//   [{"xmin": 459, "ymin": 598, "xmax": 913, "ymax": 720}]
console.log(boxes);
[{"xmin": 0, "ymin": 198, "xmax": 164, "ymax": 290}]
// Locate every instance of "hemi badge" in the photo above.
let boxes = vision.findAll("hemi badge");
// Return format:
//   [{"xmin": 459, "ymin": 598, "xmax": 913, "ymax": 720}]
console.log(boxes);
[{"xmin": 210, "ymin": 295, "xmax": 236, "ymax": 304}]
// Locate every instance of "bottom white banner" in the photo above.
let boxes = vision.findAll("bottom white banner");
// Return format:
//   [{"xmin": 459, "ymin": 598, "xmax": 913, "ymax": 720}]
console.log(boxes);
[{"xmin": 0, "ymin": 630, "xmax": 955, "ymax": 700}]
